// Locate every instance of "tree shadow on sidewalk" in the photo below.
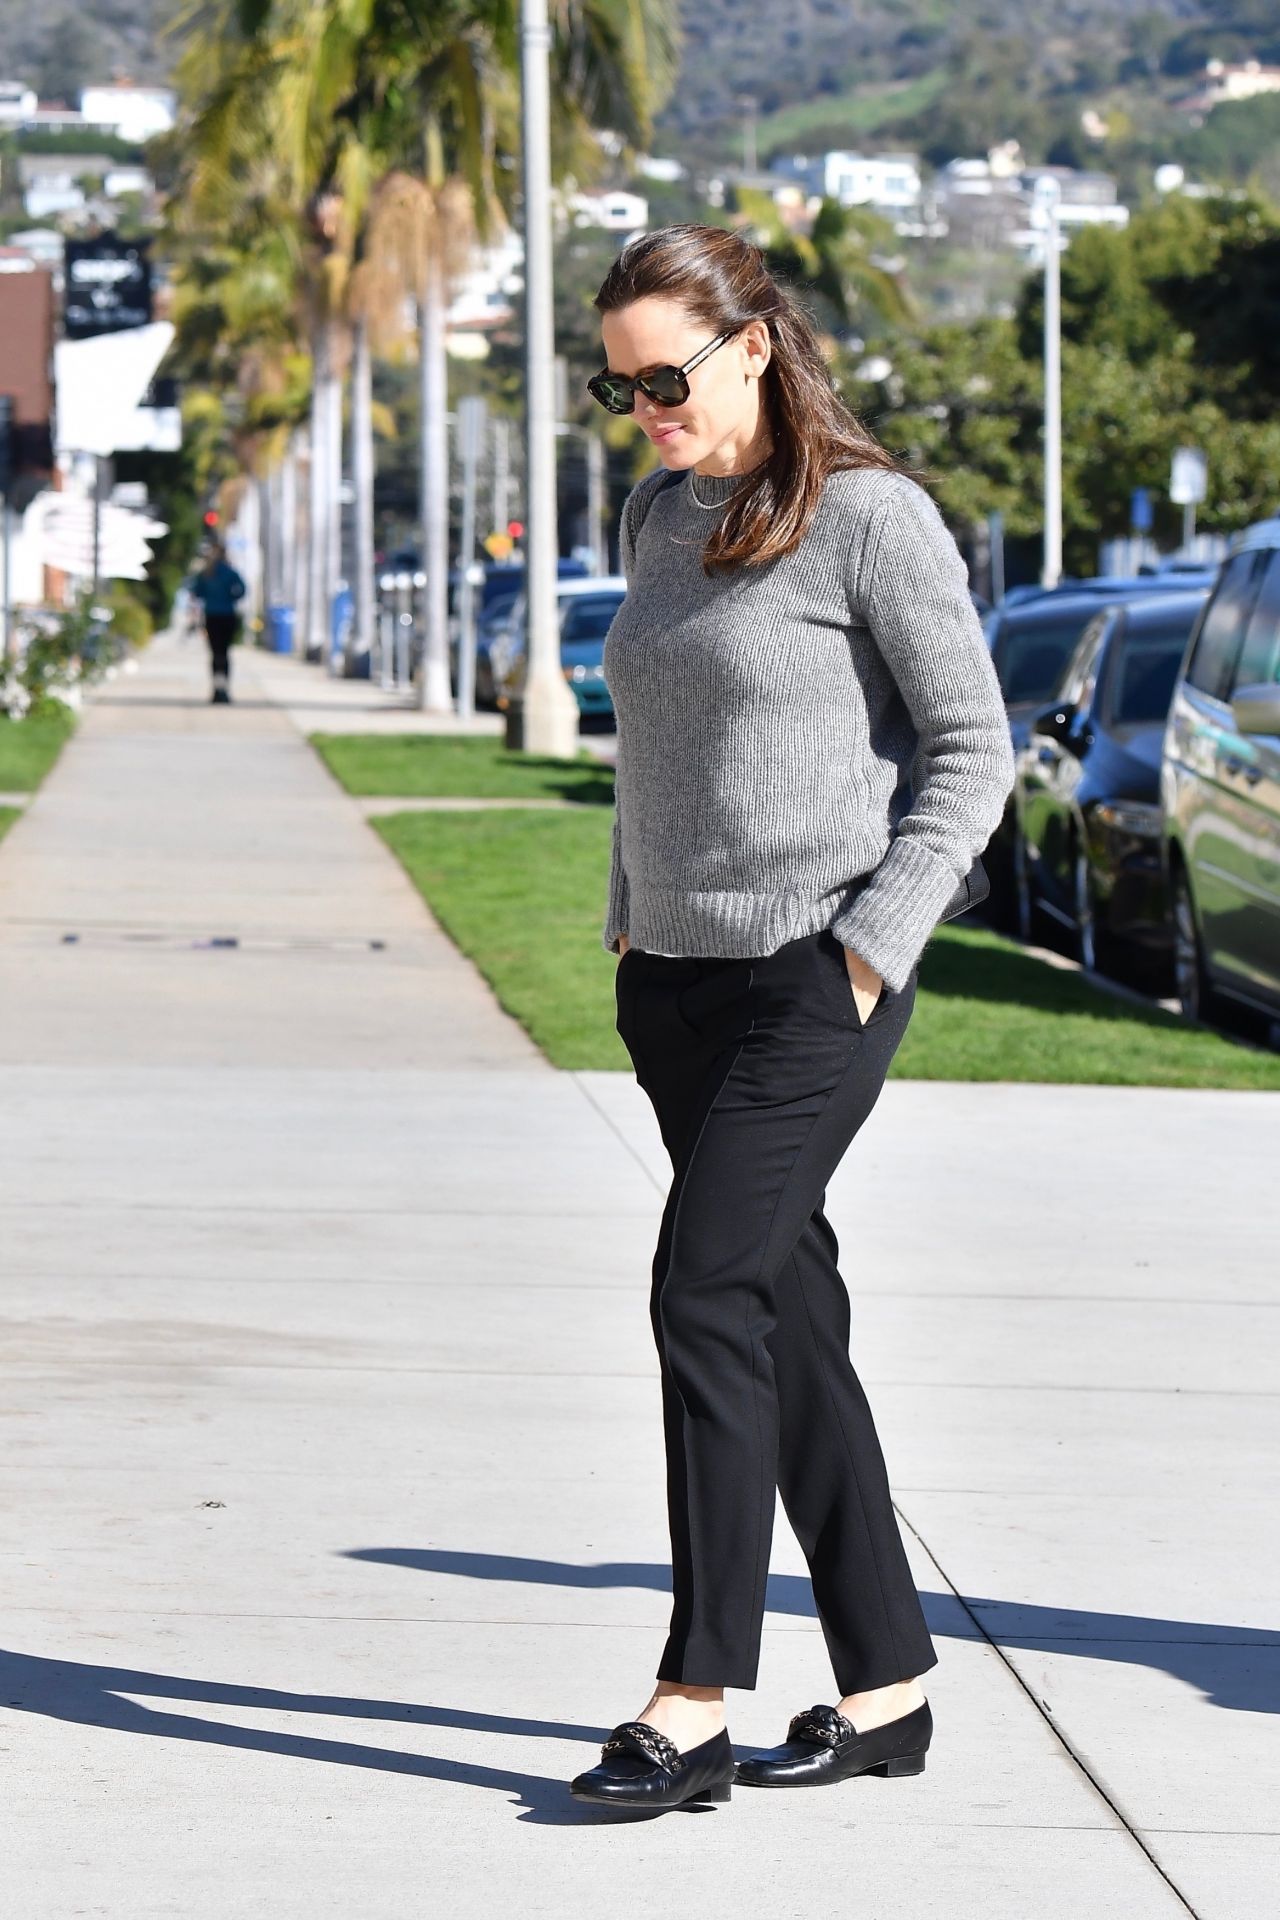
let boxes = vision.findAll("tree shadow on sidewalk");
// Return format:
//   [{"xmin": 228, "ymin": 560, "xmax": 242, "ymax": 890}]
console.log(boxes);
[
  {"xmin": 344, "ymin": 1548, "xmax": 1280, "ymax": 1715},
  {"xmin": 0, "ymin": 1647, "xmax": 671, "ymax": 1825}
]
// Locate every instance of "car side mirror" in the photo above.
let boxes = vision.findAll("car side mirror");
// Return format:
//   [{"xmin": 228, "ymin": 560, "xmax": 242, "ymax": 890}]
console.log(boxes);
[
  {"xmin": 1031, "ymin": 703, "xmax": 1077, "ymax": 745},
  {"xmin": 1231, "ymin": 684, "xmax": 1280, "ymax": 737}
]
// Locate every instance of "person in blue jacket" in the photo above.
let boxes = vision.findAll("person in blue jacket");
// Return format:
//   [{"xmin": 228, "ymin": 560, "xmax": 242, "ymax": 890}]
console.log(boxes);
[{"xmin": 190, "ymin": 544, "xmax": 246, "ymax": 704}]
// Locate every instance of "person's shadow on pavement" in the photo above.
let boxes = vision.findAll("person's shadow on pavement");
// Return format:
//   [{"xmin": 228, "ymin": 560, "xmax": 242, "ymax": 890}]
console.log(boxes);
[
  {"xmin": 0, "ymin": 1647, "xmax": 691, "ymax": 1825},
  {"xmin": 344, "ymin": 1548, "xmax": 1280, "ymax": 1715}
]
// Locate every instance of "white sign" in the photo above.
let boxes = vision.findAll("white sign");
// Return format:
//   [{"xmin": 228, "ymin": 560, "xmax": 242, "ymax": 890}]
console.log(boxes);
[
  {"xmin": 28, "ymin": 490, "xmax": 168, "ymax": 581},
  {"xmin": 1169, "ymin": 446, "xmax": 1207, "ymax": 507},
  {"xmin": 53, "ymin": 321, "xmax": 175, "ymax": 456}
]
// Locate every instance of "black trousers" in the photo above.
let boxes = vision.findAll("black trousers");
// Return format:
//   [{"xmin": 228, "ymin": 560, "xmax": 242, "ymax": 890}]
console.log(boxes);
[
  {"xmin": 613, "ymin": 920, "xmax": 939, "ymax": 1695},
  {"xmin": 206, "ymin": 614, "xmax": 239, "ymax": 685}
]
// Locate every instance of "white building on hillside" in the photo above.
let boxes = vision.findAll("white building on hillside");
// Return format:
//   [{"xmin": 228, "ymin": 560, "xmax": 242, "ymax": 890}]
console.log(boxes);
[
  {"xmin": 634, "ymin": 154, "xmax": 686, "ymax": 183},
  {"xmin": 1178, "ymin": 56, "xmax": 1280, "ymax": 114},
  {"xmin": 79, "ymin": 85, "xmax": 177, "ymax": 144},
  {"xmin": 819, "ymin": 151, "xmax": 922, "ymax": 215},
  {"xmin": 0, "ymin": 80, "xmax": 37, "ymax": 123},
  {"xmin": 564, "ymin": 187, "xmax": 649, "ymax": 232}
]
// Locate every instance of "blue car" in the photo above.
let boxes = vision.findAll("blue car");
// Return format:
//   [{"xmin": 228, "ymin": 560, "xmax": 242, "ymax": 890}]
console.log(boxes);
[{"xmin": 492, "ymin": 576, "xmax": 627, "ymax": 720}]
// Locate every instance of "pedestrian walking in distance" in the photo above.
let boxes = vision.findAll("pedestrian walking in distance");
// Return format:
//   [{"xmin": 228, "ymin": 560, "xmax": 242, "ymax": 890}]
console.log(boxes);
[
  {"xmin": 569, "ymin": 225, "xmax": 1016, "ymax": 1812},
  {"xmin": 190, "ymin": 542, "xmax": 246, "ymax": 704}
]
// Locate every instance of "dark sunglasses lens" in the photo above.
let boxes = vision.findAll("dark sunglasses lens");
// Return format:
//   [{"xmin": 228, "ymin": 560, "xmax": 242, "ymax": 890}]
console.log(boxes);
[
  {"xmin": 643, "ymin": 367, "xmax": 687, "ymax": 405},
  {"xmin": 591, "ymin": 377, "xmax": 634, "ymax": 414}
]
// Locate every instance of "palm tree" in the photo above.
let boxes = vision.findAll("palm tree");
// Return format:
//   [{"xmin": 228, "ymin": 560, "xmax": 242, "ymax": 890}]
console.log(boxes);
[
  {"xmin": 167, "ymin": 0, "xmax": 683, "ymax": 708},
  {"xmin": 733, "ymin": 186, "xmax": 914, "ymax": 341}
]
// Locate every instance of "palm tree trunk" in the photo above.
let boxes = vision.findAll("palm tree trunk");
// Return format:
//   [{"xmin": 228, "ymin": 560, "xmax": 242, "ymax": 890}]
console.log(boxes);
[
  {"xmin": 351, "ymin": 314, "xmax": 376, "ymax": 675},
  {"xmin": 418, "ymin": 248, "xmax": 452, "ymax": 712},
  {"xmin": 307, "ymin": 323, "xmax": 331, "ymax": 663},
  {"xmin": 292, "ymin": 427, "xmax": 309, "ymax": 656},
  {"xmin": 325, "ymin": 332, "xmax": 344, "ymax": 676},
  {"xmin": 254, "ymin": 475, "xmax": 269, "ymax": 630}
]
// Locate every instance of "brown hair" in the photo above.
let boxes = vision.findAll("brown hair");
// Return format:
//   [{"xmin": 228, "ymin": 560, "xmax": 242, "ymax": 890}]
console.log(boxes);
[{"xmin": 593, "ymin": 222, "xmax": 918, "ymax": 575}]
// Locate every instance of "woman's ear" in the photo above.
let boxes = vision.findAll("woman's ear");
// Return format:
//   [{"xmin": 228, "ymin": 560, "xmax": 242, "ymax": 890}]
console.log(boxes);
[{"xmin": 744, "ymin": 317, "xmax": 771, "ymax": 378}]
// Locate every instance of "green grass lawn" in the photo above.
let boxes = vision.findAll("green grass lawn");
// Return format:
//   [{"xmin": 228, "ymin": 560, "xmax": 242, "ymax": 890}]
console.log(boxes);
[
  {"xmin": 373, "ymin": 807, "xmax": 1280, "ymax": 1087},
  {"xmin": 755, "ymin": 72, "xmax": 948, "ymax": 150},
  {"xmin": 0, "ymin": 805, "xmax": 20, "ymax": 845},
  {"xmin": 0, "ymin": 709, "xmax": 77, "ymax": 791},
  {"xmin": 311, "ymin": 731, "xmax": 614, "ymax": 804}
]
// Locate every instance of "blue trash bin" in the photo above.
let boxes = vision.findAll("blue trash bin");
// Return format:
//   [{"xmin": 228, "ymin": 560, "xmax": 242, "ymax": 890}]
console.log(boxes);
[{"xmin": 268, "ymin": 605, "xmax": 295, "ymax": 654}]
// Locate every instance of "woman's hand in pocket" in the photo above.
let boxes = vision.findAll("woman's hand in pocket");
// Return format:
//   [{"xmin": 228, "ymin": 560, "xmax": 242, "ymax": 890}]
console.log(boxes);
[
  {"xmin": 617, "ymin": 934, "xmax": 631, "ymax": 959},
  {"xmin": 841, "ymin": 942, "xmax": 884, "ymax": 1024}
]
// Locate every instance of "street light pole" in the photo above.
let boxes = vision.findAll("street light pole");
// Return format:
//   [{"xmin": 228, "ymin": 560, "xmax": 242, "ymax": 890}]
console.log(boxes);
[
  {"xmin": 509, "ymin": 0, "xmax": 580, "ymax": 756},
  {"xmin": 1036, "ymin": 175, "xmax": 1063, "ymax": 590}
]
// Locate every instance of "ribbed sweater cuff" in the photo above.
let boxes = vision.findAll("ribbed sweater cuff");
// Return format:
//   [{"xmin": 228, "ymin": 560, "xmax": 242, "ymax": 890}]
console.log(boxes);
[{"xmin": 829, "ymin": 836, "xmax": 959, "ymax": 993}]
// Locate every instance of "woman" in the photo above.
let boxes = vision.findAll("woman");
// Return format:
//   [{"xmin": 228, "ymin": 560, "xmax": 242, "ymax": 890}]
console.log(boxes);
[
  {"xmin": 568, "ymin": 226, "xmax": 1015, "ymax": 1812},
  {"xmin": 190, "ymin": 543, "xmax": 246, "ymax": 704}
]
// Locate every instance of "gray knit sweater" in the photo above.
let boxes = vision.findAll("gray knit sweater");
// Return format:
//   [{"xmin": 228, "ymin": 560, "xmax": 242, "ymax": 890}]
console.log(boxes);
[{"xmin": 600, "ymin": 461, "xmax": 1016, "ymax": 993}]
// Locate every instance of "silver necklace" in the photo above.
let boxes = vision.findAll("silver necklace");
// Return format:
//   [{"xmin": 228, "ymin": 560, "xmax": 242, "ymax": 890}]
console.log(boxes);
[
  {"xmin": 687, "ymin": 451, "xmax": 771, "ymax": 510},
  {"xmin": 686, "ymin": 466, "xmax": 729, "ymax": 510}
]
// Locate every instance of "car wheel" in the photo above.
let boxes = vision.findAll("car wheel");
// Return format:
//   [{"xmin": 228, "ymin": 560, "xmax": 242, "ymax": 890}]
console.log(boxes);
[
  {"xmin": 1171, "ymin": 862, "xmax": 1213, "ymax": 1025},
  {"xmin": 1073, "ymin": 848, "xmax": 1097, "ymax": 971},
  {"xmin": 1073, "ymin": 845, "xmax": 1119, "ymax": 976},
  {"xmin": 1013, "ymin": 826, "xmax": 1035, "ymax": 944}
]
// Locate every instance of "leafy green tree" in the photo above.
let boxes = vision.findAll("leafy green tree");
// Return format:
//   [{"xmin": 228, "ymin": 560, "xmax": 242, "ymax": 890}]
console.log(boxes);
[{"xmin": 850, "ymin": 188, "xmax": 1280, "ymax": 573}]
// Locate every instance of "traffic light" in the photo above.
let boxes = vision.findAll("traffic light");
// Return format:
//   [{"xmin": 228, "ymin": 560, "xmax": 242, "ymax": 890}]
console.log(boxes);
[
  {"xmin": 507, "ymin": 519, "xmax": 524, "ymax": 539},
  {"xmin": 203, "ymin": 509, "xmax": 219, "ymax": 528}
]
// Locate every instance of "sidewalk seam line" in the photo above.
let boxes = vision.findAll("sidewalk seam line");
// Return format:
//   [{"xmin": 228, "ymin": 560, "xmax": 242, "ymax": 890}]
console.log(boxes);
[
  {"xmin": 567, "ymin": 1069, "xmax": 668, "ymax": 1196},
  {"xmin": 894, "ymin": 1497, "xmax": 1203, "ymax": 1918}
]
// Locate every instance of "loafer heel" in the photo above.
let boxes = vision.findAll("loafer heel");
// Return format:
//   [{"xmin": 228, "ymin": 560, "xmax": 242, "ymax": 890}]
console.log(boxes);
[
  {"xmin": 698, "ymin": 1781, "xmax": 732, "ymax": 1802},
  {"xmin": 872, "ymin": 1751, "xmax": 926, "ymax": 1777}
]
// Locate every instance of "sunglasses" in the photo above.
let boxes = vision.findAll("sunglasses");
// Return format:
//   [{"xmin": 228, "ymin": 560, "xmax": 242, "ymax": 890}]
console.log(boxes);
[{"xmin": 586, "ymin": 327, "xmax": 740, "ymax": 415}]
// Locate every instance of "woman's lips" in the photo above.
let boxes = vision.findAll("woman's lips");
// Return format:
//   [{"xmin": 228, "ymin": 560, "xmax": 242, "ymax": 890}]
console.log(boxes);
[{"xmin": 652, "ymin": 425, "xmax": 684, "ymax": 442}]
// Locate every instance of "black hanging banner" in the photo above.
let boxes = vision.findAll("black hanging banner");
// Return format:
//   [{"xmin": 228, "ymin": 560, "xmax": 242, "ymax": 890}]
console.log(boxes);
[{"xmin": 63, "ymin": 235, "xmax": 153, "ymax": 340}]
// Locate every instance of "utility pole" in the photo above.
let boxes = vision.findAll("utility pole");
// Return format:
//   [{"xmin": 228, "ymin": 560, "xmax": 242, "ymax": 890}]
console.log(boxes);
[
  {"xmin": 491, "ymin": 414, "xmax": 512, "ymax": 539},
  {"xmin": 1035, "ymin": 175, "xmax": 1063, "ymax": 590},
  {"xmin": 0, "ymin": 395, "xmax": 12, "ymax": 661},
  {"xmin": 91, "ymin": 455, "xmax": 103, "ymax": 601},
  {"xmin": 586, "ymin": 432, "xmax": 606, "ymax": 576},
  {"xmin": 455, "ymin": 394, "xmax": 486, "ymax": 720},
  {"xmin": 510, "ymin": 0, "xmax": 580, "ymax": 755},
  {"xmin": 0, "ymin": 490, "xmax": 11, "ymax": 664},
  {"xmin": 417, "ymin": 260, "xmax": 453, "ymax": 712}
]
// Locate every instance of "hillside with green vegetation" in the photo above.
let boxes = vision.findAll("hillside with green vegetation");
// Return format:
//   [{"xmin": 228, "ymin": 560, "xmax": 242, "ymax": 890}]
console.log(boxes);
[
  {"xmin": 5, "ymin": 1, "xmax": 1278, "ymax": 199},
  {"xmin": 0, "ymin": 1, "xmax": 176, "ymax": 99}
]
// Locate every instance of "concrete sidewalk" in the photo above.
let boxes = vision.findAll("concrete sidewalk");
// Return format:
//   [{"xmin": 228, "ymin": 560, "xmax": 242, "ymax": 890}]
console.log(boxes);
[{"xmin": 2, "ymin": 631, "xmax": 1275, "ymax": 1917}]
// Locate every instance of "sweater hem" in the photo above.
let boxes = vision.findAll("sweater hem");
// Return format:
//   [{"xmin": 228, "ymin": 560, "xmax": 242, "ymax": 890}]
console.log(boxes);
[{"xmin": 620, "ymin": 880, "xmax": 865, "ymax": 960}]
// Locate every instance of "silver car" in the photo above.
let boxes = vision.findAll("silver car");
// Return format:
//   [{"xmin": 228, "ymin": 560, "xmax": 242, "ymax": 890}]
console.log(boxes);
[{"xmin": 1161, "ymin": 517, "xmax": 1280, "ymax": 1029}]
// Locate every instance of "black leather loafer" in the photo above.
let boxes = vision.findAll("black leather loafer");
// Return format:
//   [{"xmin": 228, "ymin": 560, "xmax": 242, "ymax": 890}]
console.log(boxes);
[
  {"xmin": 734, "ymin": 1699, "xmax": 932, "ymax": 1788},
  {"xmin": 569, "ymin": 1720, "xmax": 734, "ymax": 1809}
]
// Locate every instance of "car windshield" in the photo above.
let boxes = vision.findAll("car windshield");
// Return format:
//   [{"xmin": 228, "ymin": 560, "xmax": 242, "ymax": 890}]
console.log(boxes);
[
  {"xmin": 1104, "ymin": 611, "xmax": 1201, "ymax": 726},
  {"xmin": 560, "ymin": 594, "xmax": 625, "ymax": 643},
  {"xmin": 994, "ymin": 608, "xmax": 1098, "ymax": 704}
]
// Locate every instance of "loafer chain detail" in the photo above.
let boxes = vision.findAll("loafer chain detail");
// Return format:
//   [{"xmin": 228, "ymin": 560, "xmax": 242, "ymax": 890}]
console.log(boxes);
[
  {"xmin": 601, "ymin": 1720, "xmax": 684, "ymax": 1773},
  {"xmin": 787, "ymin": 1703, "xmax": 858, "ymax": 1748},
  {"xmin": 569, "ymin": 1720, "xmax": 734, "ymax": 1808},
  {"xmin": 734, "ymin": 1698, "xmax": 932, "ymax": 1789}
]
